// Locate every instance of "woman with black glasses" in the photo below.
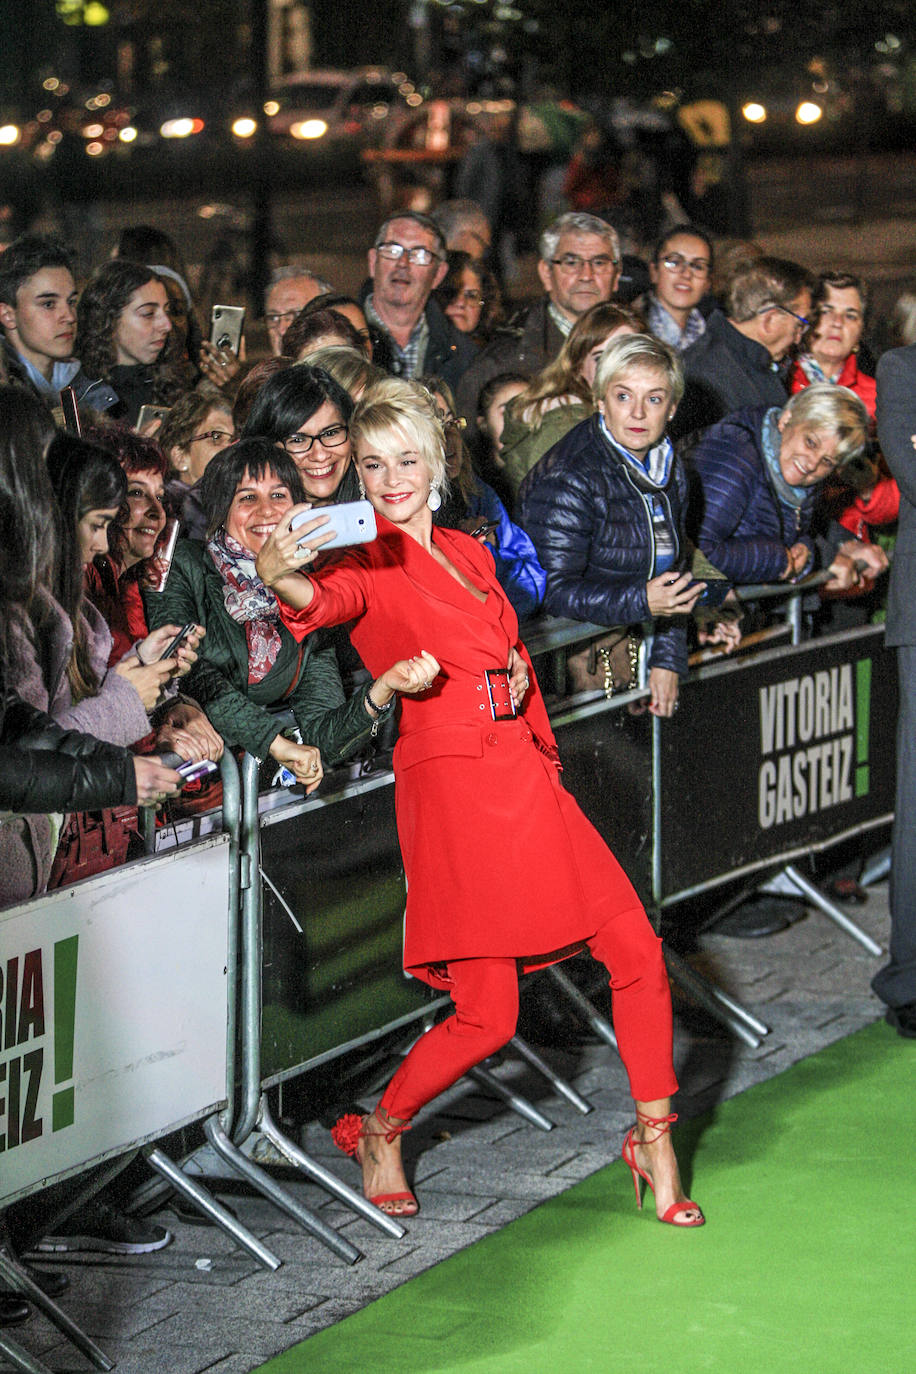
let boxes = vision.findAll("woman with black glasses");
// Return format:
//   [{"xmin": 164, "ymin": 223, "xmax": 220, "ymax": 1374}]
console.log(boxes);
[{"xmin": 241, "ymin": 364, "xmax": 359, "ymax": 506}]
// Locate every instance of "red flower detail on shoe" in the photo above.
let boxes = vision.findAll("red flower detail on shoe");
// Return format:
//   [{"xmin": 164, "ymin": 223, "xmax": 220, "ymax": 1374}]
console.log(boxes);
[{"xmin": 330, "ymin": 1113, "xmax": 365, "ymax": 1156}]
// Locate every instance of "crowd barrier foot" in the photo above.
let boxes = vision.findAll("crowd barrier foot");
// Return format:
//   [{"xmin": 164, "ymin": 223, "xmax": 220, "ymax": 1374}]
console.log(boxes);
[
  {"xmin": 256, "ymin": 1096, "xmax": 407, "ymax": 1240},
  {"xmin": 663, "ymin": 945, "xmax": 769, "ymax": 1049},
  {"xmin": 466, "ymin": 1065, "xmax": 555, "ymax": 1130},
  {"xmin": 0, "ymin": 1330, "xmax": 54, "ymax": 1374},
  {"xmin": 0, "ymin": 1251, "xmax": 113, "ymax": 1373},
  {"xmin": 860, "ymin": 846, "xmax": 891, "ymax": 888},
  {"xmin": 202, "ymin": 1117, "xmax": 362, "ymax": 1265},
  {"xmin": 765, "ymin": 865, "xmax": 883, "ymax": 956},
  {"xmin": 545, "ymin": 964, "xmax": 619, "ymax": 1050},
  {"xmin": 144, "ymin": 1145, "xmax": 282, "ymax": 1271},
  {"xmin": 508, "ymin": 1035, "xmax": 594, "ymax": 1114}
]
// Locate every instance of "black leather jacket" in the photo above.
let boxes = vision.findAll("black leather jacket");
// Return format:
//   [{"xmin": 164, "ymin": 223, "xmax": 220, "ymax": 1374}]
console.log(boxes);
[{"xmin": 0, "ymin": 694, "xmax": 137, "ymax": 813}]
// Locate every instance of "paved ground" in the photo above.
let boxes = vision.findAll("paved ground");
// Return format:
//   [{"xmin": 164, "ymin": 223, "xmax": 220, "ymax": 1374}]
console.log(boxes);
[{"xmin": 6, "ymin": 870, "xmax": 895, "ymax": 1373}]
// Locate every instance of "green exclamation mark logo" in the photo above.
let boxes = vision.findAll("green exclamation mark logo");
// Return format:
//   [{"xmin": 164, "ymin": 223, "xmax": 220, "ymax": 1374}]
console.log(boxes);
[
  {"xmin": 53, "ymin": 935, "xmax": 78, "ymax": 1132},
  {"xmin": 855, "ymin": 658, "xmax": 871, "ymax": 797}
]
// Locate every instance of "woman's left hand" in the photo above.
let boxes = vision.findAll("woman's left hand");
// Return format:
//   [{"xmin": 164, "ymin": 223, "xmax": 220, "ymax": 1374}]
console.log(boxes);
[
  {"xmin": 508, "ymin": 646, "xmax": 530, "ymax": 707},
  {"xmin": 697, "ymin": 618, "xmax": 742, "ymax": 654},
  {"xmin": 379, "ymin": 651, "xmax": 441, "ymax": 697},
  {"xmin": 155, "ymin": 701, "xmax": 224, "ymax": 763},
  {"xmin": 648, "ymin": 666, "xmax": 679, "ymax": 717},
  {"xmin": 135, "ymin": 623, "xmax": 204, "ymax": 679},
  {"xmin": 198, "ymin": 340, "xmax": 242, "ymax": 390}
]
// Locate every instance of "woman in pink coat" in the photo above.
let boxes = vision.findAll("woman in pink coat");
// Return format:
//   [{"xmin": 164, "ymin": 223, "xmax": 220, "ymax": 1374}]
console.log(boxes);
[{"xmin": 256, "ymin": 381, "xmax": 703, "ymax": 1228}]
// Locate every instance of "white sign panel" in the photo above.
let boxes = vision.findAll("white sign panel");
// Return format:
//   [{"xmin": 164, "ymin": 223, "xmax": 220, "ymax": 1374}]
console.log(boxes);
[{"xmin": 0, "ymin": 835, "xmax": 230, "ymax": 1204}]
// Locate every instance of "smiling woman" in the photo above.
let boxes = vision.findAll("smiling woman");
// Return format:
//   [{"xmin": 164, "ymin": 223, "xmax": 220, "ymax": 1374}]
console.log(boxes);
[
  {"xmin": 254, "ymin": 378, "xmax": 703, "ymax": 1228},
  {"xmin": 687, "ymin": 382, "xmax": 882, "ymax": 588},
  {"xmin": 242, "ymin": 363, "xmax": 360, "ymax": 506},
  {"xmin": 143, "ymin": 436, "xmax": 409, "ymax": 784}
]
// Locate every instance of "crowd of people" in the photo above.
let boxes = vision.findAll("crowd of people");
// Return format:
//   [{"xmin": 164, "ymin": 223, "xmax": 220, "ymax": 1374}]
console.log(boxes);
[{"xmin": 2, "ymin": 189, "xmax": 914, "ymax": 1325}]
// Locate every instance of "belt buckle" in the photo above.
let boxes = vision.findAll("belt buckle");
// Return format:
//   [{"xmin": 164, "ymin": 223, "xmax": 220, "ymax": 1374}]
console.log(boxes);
[{"xmin": 485, "ymin": 668, "xmax": 516, "ymax": 721}]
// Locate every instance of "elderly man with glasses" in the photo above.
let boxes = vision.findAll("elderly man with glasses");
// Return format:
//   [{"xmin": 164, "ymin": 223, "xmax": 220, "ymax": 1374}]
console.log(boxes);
[
  {"xmin": 672, "ymin": 255, "xmax": 815, "ymax": 441},
  {"xmin": 455, "ymin": 211, "xmax": 621, "ymax": 427},
  {"xmin": 362, "ymin": 211, "xmax": 476, "ymax": 391}
]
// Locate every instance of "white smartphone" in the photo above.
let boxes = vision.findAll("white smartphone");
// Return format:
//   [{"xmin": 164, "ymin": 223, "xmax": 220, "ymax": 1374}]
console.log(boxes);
[{"xmin": 290, "ymin": 500, "xmax": 378, "ymax": 550}]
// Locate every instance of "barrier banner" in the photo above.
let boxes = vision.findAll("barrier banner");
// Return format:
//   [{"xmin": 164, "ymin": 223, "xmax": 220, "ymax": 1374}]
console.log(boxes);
[
  {"xmin": 656, "ymin": 627, "xmax": 897, "ymax": 902},
  {"xmin": 0, "ymin": 835, "xmax": 230, "ymax": 1205}
]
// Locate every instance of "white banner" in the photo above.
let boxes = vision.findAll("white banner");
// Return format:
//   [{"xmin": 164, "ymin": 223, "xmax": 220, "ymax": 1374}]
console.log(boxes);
[{"xmin": 0, "ymin": 834, "xmax": 231, "ymax": 1204}]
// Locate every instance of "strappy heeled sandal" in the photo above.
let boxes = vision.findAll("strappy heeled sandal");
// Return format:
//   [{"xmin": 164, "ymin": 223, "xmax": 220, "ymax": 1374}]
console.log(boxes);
[
  {"xmin": 331, "ymin": 1107, "xmax": 419, "ymax": 1217},
  {"xmin": 621, "ymin": 1110, "xmax": 705, "ymax": 1227}
]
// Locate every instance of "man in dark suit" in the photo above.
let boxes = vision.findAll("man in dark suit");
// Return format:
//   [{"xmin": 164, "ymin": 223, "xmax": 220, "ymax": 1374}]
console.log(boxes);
[{"xmin": 873, "ymin": 343, "xmax": 916, "ymax": 1036}]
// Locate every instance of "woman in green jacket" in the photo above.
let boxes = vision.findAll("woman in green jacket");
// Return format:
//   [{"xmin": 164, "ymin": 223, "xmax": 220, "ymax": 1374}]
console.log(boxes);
[
  {"xmin": 501, "ymin": 303, "xmax": 645, "ymax": 506},
  {"xmin": 144, "ymin": 438, "xmax": 403, "ymax": 787}
]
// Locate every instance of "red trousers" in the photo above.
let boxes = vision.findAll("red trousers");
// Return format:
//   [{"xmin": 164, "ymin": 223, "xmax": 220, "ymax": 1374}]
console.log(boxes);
[{"xmin": 379, "ymin": 906, "xmax": 677, "ymax": 1121}]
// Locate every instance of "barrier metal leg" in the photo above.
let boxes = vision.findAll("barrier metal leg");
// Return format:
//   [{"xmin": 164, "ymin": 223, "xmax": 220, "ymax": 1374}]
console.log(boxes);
[
  {"xmin": 144, "ymin": 1145, "xmax": 281, "ymax": 1271},
  {"xmin": 465, "ymin": 1065, "xmax": 554, "ymax": 1130},
  {"xmin": 0, "ymin": 1330, "xmax": 53, "ymax": 1374},
  {"xmin": 663, "ymin": 946, "xmax": 767, "ymax": 1049},
  {"xmin": 256, "ymin": 1096, "xmax": 406, "ymax": 1240},
  {"xmin": 203, "ymin": 1116, "xmax": 362, "ymax": 1265},
  {"xmin": 0, "ymin": 1252, "xmax": 113, "ymax": 1372},
  {"xmin": 508, "ymin": 1035, "xmax": 594, "ymax": 1114},
  {"xmin": 860, "ymin": 845, "xmax": 891, "ymax": 888},
  {"xmin": 771, "ymin": 865, "xmax": 883, "ymax": 956},
  {"xmin": 545, "ymin": 964, "xmax": 619, "ymax": 1050}
]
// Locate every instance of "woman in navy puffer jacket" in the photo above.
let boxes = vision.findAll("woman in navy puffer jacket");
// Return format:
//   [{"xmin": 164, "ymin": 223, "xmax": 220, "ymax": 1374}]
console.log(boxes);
[
  {"xmin": 686, "ymin": 384, "xmax": 872, "ymax": 586},
  {"xmin": 519, "ymin": 334, "xmax": 707, "ymax": 717}
]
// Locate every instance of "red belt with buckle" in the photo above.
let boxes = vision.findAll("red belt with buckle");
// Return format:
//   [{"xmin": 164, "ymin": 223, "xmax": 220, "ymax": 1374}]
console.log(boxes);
[{"xmin": 485, "ymin": 668, "xmax": 517, "ymax": 721}]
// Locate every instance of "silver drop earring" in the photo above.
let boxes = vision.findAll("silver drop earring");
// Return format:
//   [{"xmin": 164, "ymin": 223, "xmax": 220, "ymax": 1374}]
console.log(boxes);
[
  {"xmin": 427, "ymin": 484, "xmax": 442, "ymax": 512},
  {"xmin": 358, "ymin": 479, "xmax": 367, "ymax": 499}
]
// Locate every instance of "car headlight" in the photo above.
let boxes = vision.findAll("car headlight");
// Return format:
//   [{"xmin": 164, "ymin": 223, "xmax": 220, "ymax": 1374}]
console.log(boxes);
[
  {"xmin": 290, "ymin": 119, "xmax": 328, "ymax": 140},
  {"xmin": 160, "ymin": 117, "xmax": 205, "ymax": 139}
]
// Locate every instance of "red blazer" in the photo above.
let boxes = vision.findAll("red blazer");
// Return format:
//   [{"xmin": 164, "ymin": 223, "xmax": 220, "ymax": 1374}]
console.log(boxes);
[{"xmin": 278, "ymin": 517, "xmax": 643, "ymax": 976}]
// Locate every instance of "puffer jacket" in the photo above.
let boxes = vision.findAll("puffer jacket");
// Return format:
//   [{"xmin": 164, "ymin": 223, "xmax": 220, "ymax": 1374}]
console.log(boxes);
[
  {"xmin": 685, "ymin": 406, "xmax": 817, "ymax": 584},
  {"xmin": 517, "ymin": 414, "xmax": 690, "ymax": 675}
]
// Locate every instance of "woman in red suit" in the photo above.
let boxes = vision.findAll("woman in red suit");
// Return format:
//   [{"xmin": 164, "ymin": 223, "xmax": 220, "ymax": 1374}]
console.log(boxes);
[{"xmin": 256, "ymin": 382, "xmax": 703, "ymax": 1228}]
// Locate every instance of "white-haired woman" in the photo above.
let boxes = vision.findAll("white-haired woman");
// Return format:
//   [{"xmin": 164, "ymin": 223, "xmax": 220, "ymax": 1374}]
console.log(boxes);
[
  {"xmin": 519, "ymin": 333, "xmax": 710, "ymax": 719},
  {"xmin": 256, "ymin": 380, "xmax": 703, "ymax": 1229},
  {"xmin": 688, "ymin": 382, "xmax": 887, "ymax": 587}
]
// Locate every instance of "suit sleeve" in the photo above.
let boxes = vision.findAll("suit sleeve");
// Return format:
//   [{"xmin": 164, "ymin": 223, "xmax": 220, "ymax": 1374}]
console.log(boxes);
[{"xmin": 877, "ymin": 350, "xmax": 916, "ymax": 507}]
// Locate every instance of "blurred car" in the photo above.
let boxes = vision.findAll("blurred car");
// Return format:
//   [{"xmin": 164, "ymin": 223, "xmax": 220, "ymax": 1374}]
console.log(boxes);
[{"xmin": 266, "ymin": 67, "xmax": 419, "ymax": 148}]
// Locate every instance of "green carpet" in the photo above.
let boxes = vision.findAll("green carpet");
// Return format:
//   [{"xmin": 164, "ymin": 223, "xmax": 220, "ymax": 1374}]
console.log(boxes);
[{"xmin": 257, "ymin": 1023, "xmax": 914, "ymax": 1373}]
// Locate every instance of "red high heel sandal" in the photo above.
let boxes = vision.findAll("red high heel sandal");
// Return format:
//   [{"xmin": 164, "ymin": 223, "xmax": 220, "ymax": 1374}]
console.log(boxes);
[
  {"xmin": 621, "ymin": 1110, "xmax": 705, "ymax": 1227},
  {"xmin": 331, "ymin": 1107, "xmax": 419, "ymax": 1217}
]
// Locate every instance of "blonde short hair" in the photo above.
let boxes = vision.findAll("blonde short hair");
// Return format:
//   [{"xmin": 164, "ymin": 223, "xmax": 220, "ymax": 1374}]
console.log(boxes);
[
  {"xmin": 592, "ymin": 333, "xmax": 684, "ymax": 406},
  {"xmin": 779, "ymin": 383, "xmax": 868, "ymax": 466},
  {"xmin": 351, "ymin": 378, "xmax": 449, "ymax": 493}
]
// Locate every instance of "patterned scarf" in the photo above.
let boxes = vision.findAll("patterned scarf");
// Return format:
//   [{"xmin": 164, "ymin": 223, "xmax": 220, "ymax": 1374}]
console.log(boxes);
[
  {"xmin": 646, "ymin": 294, "xmax": 706, "ymax": 352},
  {"xmin": 761, "ymin": 408, "xmax": 808, "ymax": 513},
  {"xmin": 207, "ymin": 528, "xmax": 283, "ymax": 685},
  {"xmin": 797, "ymin": 353, "xmax": 835, "ymax": 385}
]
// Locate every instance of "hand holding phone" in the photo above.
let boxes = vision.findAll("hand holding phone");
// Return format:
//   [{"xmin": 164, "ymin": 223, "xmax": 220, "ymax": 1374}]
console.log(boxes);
[
  {"xmin": 158, "ymin": 621, "xmax": 196, "ymax": 662},
  {"xmin": 210, "ymin": 305, "xmax": 245, "ymax": 355},
  {"xmin": 290, "ymin": 500, "xmax": 377, "ymax": 550}
]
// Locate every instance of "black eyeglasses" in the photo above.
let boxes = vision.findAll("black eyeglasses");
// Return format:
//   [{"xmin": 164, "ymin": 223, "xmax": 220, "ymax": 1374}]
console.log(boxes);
[
  {"xmin": 659, "ymin": 253, "xmax": 710, "ymax": 275},
  {"xmin": 550, "ymin": 253, "xmax": 618, "ymax": 274},
  {"xmin": 375, "ymin": 242, "xmax": 441, "ymax": 266},
  {"xmin": 282, "ymin": 423, "xmax": 349, "ymax": 455},
  {"xmin": 263, "ymin": 310, "xmax": 299, "ymax": 328},
  {"xmin": 189, "ymin": 429, "xmax": 236, "ymax": 445}
]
